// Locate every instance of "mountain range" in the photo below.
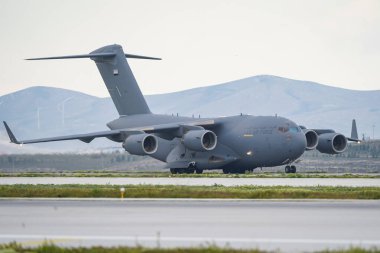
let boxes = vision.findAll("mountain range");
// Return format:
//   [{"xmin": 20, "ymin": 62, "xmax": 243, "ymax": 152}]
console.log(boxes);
[{"xmin": 1, "ymin": 75, "xmax": 379, "ymax": 153}]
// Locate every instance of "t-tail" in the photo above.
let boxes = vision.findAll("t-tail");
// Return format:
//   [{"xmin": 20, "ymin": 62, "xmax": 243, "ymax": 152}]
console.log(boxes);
[{"xmin": 26, "ymin": 44, "xmax": 160, "ymax": 116}]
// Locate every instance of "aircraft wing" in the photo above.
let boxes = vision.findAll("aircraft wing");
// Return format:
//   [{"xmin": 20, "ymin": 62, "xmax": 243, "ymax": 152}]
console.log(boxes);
[
  {"xmin": 3, "ymin": 121, "xmax": 142, "ymax": 145},
  {"xmin": 102, "ymin": 120, "xmax": 217, "ymax": 140},
  {"xmin": 137, "ymin": 120, "xmax": 216, "ymax": 134},
  {"xmin": 346, "ymin": 137, "xmax": 361, "ymax": 142},
  {"xmin": 311, "ymin": 119, "xmax": 361, "ymax": 143},
  {"xmin": 123, "ymin": 120, "xmax": 216, "ymax": 132},
  {"xmin": 3, "ymin": 120, "xmax": 217, "ymax": 145}
]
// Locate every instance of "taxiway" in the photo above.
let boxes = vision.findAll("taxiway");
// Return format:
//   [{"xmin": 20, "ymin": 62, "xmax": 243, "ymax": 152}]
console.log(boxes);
[{"xmin": 0, "ymin": 199, "xmax": 379, "ymax": 252}]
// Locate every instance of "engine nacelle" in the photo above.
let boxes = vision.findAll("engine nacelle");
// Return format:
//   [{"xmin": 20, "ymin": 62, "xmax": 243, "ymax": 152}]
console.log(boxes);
[
  {"xmin": 122, "ymin": 134, "xmax": 158, "ymax": 156},
  {"xmin": 303, "ymin": 129, "xmax": 318, "ymax": 150},
  {"xmin": 183, "ymin": 130, "xmax": 217, "ymax": 152},
  {"xmin": 317, "ymin": 133, "xmax": 347, "ymax": 154}
]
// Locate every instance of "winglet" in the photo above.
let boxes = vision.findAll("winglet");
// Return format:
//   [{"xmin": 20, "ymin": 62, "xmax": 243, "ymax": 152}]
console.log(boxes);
[
  {"xmin": 351, "ymin": 119, "xmax": 358, "ymax": 140},
  {"xmin": 3, "ymin": 121, "xmax": 20, "ymax": 144},
  {"xmin": 347, "ymin": 119, "xmax": 360, "ymax": 142}
]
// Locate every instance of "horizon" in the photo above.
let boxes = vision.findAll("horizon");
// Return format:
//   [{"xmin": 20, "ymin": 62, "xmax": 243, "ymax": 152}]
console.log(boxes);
[{"xmin": 1, "ymin": 73, "xmax": 379, "ymax": 141}]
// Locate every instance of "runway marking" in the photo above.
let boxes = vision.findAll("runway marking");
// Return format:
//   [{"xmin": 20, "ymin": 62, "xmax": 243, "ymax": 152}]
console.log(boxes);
[{"xmin": 1, "ymin": 234, "xmax": 380, "ymax": 246}]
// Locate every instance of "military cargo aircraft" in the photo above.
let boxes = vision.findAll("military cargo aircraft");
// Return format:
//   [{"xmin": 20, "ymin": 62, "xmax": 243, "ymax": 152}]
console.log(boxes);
[{"xmin": 3, "ymin": 44, "xmax": 360, "ymax": 174}]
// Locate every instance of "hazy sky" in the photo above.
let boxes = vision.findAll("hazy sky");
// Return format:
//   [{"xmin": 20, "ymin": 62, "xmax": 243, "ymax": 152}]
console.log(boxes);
[{"xmin": 0, "ymin": 0, "xmax": 379, "ymax": 97}]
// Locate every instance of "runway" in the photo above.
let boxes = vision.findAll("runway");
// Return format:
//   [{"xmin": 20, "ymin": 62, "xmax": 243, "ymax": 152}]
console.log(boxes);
[
  {"xmin": 0, "ymin": 199, "xmax": 379, "ymax": 252},
  {"xmin": 1, "ymin": 177, "xmax": 380, "ymax": 187}
]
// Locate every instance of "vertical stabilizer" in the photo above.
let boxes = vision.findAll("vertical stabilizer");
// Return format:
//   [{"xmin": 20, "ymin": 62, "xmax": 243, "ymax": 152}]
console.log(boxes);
[
  {"xmin": 90, "ymin": 44, "xmax": 151, "ymax": 116},
  {"xmin": 351, "ymin": 119, "xmax": 358, "ymax": 140},
  {"xmin": 26, "ymin": 44, "xmax": 160, "ymax": 116}
]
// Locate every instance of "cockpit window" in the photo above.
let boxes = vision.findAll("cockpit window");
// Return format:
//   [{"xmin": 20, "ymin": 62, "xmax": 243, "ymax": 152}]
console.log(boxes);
[
  {"xmin": 278, "ymin": 126, "xmax": 300, "ymax": 133},
  {"xmin": 278, "ymin": 126, "xmax": 289, "ymax": 133},
  {"xmin": 289, "ymin": 127, "xmax": 300, "ymax": 133}
]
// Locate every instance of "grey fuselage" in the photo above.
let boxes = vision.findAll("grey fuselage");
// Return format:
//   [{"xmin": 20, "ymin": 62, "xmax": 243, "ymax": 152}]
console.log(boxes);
[{"xmin": 107, "ymin": 114, "xmax": 306, "ymax": 170}]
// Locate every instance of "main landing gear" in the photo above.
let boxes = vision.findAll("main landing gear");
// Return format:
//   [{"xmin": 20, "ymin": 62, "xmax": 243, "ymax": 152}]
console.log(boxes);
[
  {"xmin": 170, "ymin": 168, "xmax": 204, "ymax": 174},
  {"xmin": 285, "ymin": 165, "xmax": 296, "ymax": 173},
  {"xmin": 170, "ymin": 163, "xmax": 203, "ymax": 174},
  {"xmin": 222, "ymin": 168, "xmax": 246, "ymax": 174}
]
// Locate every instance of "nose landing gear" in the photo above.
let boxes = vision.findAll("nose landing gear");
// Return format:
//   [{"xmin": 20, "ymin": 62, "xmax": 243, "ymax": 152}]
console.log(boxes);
[{"xmin": 285, "ymin": 165, "xmax": 296, "ymax": 173}]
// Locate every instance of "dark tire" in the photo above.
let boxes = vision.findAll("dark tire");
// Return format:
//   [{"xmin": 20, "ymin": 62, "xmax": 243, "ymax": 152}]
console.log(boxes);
[
  {"xmin": 222, "ymin": 168, "xmax": 230, "ymax": 174},
  {"xmin": 195, "ymin": 169, "xmax": 203, "ymax": 174},
  {"xmin": 290, "ymin": 165, "xmax": 296, "ymax": 173},
  {"xmin": 285, "ymin": 166, "xmax": 291, "ymax": 173},
  {"xmin": 186, "ymin": 163, "xmax": 196, "ymax": 174},
  {"xmin": 229, "ymin": 168, "xmax": 246, "ymax": 174},
  {"xmin": 177, "ymin": 168, "xmax": 186, "ymax": 174},
  {"xmin": 185, "ymin": 168, "xmax": 195, "ymax": 174},
  {"xmin": 170, "ymin": 168, "xmax": 177, "ymax": 174}
]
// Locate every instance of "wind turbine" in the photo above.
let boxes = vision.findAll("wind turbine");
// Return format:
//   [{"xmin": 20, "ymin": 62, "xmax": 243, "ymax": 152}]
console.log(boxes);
[
  {"xmin": 37, "ymin": 106, "xmax": 41, "ymax": 130},
  {"xmin": 58, "ymin": 97, "xmax": 74, "ymax": 128}
]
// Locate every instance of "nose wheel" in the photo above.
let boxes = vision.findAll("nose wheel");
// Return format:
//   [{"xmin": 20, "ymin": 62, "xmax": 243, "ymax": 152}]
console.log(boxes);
[{"xmin": 285, "ymin": 165, "xmax": 296, "ymax": 173}]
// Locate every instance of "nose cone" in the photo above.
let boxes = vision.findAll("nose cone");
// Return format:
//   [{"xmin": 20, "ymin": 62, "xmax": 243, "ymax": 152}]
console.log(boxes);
[
  {"xmin": 293, "ymin": 131, "xmax": 307, "ymax": 158},
  {"xmin": 284, "ymin": 123, "xmax": 306, "ymax": 161}
]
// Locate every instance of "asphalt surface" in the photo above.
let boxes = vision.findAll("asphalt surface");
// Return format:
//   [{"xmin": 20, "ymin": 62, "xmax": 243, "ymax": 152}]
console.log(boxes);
[
  {"xmin": 0, "ymin": 199, "xmax": 379, "ymax": 252},
  {"xmin": 1, "ymin": 177, "xmax": 380, "ymax": 186}
]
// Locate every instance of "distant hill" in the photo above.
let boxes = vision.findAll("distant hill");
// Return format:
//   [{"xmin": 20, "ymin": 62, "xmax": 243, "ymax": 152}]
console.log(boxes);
[
  {"xmin": 0, "ymin": 86, "xmax": 118, "ymax": 153},
  {"xmin": 146, "ymin": 75, "xmax": 380, "ymax": 134},
  {"xmin": 1, "ymin": 75, "xmax": 379, "ymax": 153}
]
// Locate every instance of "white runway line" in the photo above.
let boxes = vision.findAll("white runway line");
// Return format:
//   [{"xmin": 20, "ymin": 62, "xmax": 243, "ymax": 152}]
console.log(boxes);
[{"xmin": 1, "ymin": 234, "xmax": 380, "ymax": 246}]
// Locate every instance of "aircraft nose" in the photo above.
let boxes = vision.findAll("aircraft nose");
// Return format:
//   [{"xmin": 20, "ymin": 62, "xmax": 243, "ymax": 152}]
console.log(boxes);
[
  {"xmin": 293, "ymin": 131, "xmax": 307, "ymax": 157},
  {"xmin": 286, "ymin": 126, "xmax": 307, "ymax": 160}
]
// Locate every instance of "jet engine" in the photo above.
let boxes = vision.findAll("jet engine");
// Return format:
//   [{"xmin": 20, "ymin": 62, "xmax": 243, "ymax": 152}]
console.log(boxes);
[
  {"xmin": 316, "ymin": 133, "xmax": 347, "ymax": 154},
  {"xmin": 303, "ymin": 129, "xmax": 318, "ymax": 150},
  {"xmin": 183, "ymin": 130, "xmax": 217, "ymax": 152},
  {"xmin": 122, "ymin": 134, "xmax": 158, "ymax": 155}
]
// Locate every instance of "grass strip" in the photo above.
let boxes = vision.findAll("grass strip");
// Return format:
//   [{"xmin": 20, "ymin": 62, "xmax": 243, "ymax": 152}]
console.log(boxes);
[
  {"xmin": 0, "ymin": 243, "xmax": 379, "ymax": 253},
  {"xmin": 1, "ymin": 172, "xmax": 380, "ymax": 178},
  {"xmin": 0, "ymin": 185, "xmax": 380, "ymax": 199}
]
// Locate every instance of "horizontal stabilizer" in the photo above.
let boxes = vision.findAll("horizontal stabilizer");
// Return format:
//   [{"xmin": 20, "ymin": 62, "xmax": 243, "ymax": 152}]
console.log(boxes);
[
  {"xmin": 25, "ymin": 53, "xmax": 116, "ymax": 60},
  {"xmin": 124, "ymin": 54, "xmax": 161, "ymax": 60},
  {"xmin": 26, "ymin": 53, "xmax": 161, "ymax": 61}
]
